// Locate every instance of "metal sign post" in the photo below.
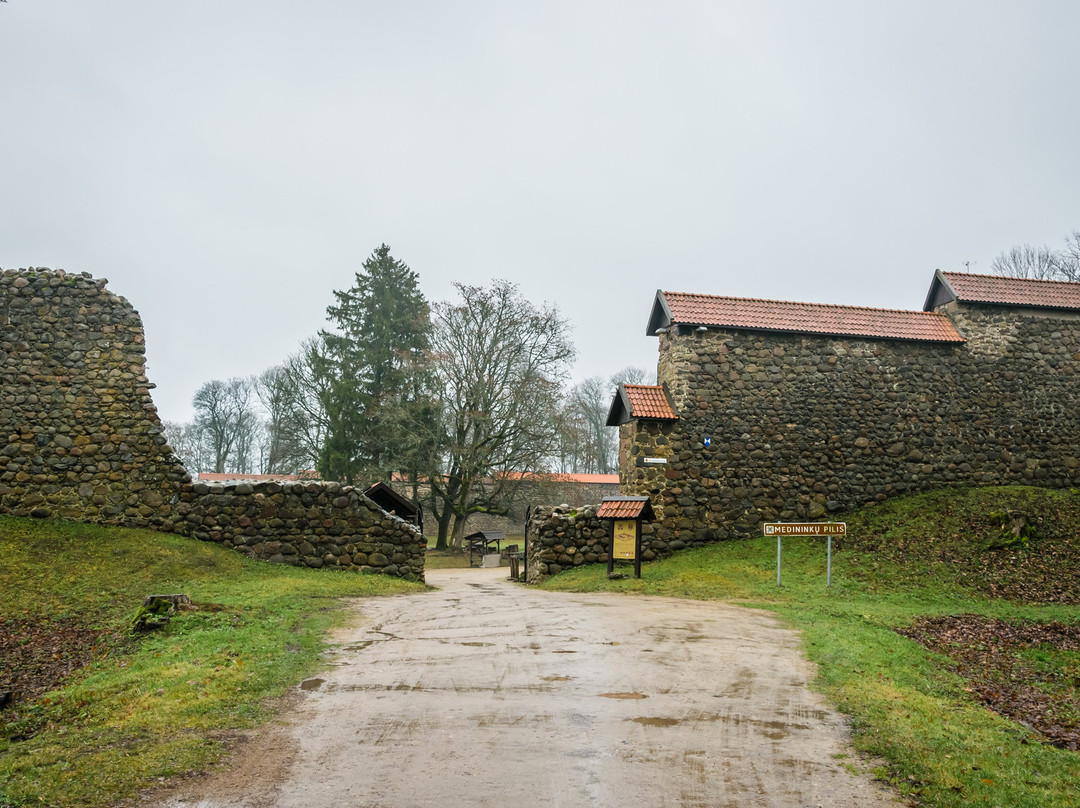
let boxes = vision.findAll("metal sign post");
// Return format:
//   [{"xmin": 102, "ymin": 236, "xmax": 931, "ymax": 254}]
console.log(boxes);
[{"xmin": 764, "ymin": 522, "xmax": 846, "ymax": 587}]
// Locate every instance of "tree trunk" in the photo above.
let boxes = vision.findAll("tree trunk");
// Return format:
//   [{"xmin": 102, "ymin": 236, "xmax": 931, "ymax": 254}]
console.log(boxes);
[
  {"xmin": 434, "ymin": 504, "xmax": 453, "ymax": 551},
  {"xmin": 450, "ymin": 512, "xmax": 470, "ymax": 550}
]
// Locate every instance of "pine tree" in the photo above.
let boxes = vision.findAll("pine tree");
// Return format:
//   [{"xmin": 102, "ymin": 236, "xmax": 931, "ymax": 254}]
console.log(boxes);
[{"xmin": 315, "ymin": 245, "xmax": 435, "ymax": 486}]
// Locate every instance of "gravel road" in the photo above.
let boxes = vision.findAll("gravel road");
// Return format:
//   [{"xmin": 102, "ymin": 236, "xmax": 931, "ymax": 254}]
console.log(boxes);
[{"xmin": 142, "ymin": 566, "xmax": 900, "ymax": 808}]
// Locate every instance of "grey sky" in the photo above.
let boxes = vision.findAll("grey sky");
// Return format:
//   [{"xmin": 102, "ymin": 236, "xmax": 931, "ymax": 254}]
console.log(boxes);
[{"xmin": 2, "ymin": 1, "xmax": 1078, "ymax": 423}]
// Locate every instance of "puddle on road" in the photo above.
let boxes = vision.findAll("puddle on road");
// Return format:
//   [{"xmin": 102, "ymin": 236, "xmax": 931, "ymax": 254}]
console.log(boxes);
[
  {"xmin": 630, "ymin": 717, "xmax": 680, "ymax": 727},
  {"xmin": 565, "ymin": 749, "xmax": 600, "ymax": 759},
  {"xmin": 553, "ymin": 650, "xmax": 577, "ymax": 654},
  {"xmin": 792, "ymin": 705, "xmax": 828, "ymax": 722},
  {"xmin": 342, "ymin": 641, "xmax": 374, "ymax": 652},
  {"xmin": 300, "ymin": 678, "xmax": 325, "ymax": 691},
  {"xmin": 599, "ymin": 692, "xmax": 648, "ymax": 700},
  {"xmin": 542, "ymin": 675, "xmax": 572, "ymax": 682}
]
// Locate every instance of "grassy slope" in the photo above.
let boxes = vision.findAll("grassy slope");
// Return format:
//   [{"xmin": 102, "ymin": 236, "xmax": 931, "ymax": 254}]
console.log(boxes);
[
  {"xmin": 542, "ymin": 486, "xmax": 1080, "ymax": 808},
  {"xmin": 0, "ymin": 517, "xmax": 424, "ymax": 808}
]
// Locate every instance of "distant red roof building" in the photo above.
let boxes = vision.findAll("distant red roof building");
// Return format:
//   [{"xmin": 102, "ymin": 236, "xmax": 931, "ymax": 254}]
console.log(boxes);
[{"xmin": 197, "ymin": 471, "xmax": 320, "ymax": 484}]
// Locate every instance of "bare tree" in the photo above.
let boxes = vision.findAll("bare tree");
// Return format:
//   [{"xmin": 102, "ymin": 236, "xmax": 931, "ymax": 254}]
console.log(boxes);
[
  {"xmin": 1058, "ymin": 230, "xmax": 1080, "ymax": 282},
  {"xmin": 255, "ymin": 363, "xmax": 313, "ymax": 474},
  {"xmin": 989, "ymin": 244, "xmax": 1060, "ymax": 280},
  {"xmin": 559, "ymin": 376, "xmax": 618, "ymax": 474},
  {"xmin": 161, "ymin": 419, "xmax": 210, "ymax": 474},
  {"xmin": 280, "ymin": 337, "xmax": 333, "ymax": 472},
  {"xmin": 428, "ymin": 280, "xmax": 574, "ymax": 549},
  {"xmin": 191, "ymin": 377, "xmax": 259, "ymax": 473},
  {"xmin": 609, "ymin": 365, "xmax": 654, "ymax": 387},
  {"xmin": 990, "ymin": 231, "xmax": 1080, "ymax": 282}
]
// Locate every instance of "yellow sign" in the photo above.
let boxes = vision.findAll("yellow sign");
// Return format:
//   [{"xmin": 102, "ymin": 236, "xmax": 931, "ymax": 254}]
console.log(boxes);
[{"xmin": 612, "ymin": 519, "xmax": 637, "ymax": 559}]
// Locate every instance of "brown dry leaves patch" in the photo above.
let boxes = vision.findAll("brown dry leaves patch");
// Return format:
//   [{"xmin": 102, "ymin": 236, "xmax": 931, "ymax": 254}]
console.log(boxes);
[
  {"xmin": 844, "ymin": 488, "xmax": 1080, "ymax": 604},
  {"xmin": 899, "ymin": 615, "xmax": 1080, "ymax": 750},
  {"xmin": 0, "ymin": 617, "xmax": 104, "ymax": 706}
]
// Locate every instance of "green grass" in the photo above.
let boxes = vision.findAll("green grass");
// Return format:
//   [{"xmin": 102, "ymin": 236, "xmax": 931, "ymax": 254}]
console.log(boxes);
[
  {"xmin": 0, "ymin": 517, "xmax": 424, "ymax": 808},
  {"xmin": 541, "ymin": 486, "xmax": 1080, "ymax": 808}
]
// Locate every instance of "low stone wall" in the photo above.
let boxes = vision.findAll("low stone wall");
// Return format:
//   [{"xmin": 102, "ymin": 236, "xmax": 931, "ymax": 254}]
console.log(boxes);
[
  {"xmin": 177, "ymin": 480, "xmax": 426, "ymax": 582},
  {"xmin": 525, "ymin": 504, "xmax": 614, "ymax": 583}
]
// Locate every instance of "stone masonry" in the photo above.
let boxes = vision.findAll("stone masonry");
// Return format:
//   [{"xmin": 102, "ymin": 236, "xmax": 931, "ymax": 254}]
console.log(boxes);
[
  {"xmin": 181, "ymin": 480, "xmax": 425, "ymax": 581},
  {"xmin": 0, "ymin": 268, "xmax": 424, "ymax": 581},
  {"xmin": 617, "ymin": 285, "xmax": 1080, "ymax": 560},
  {"xmin": 0, "ymin": 268, "xmax": 189, "ymax": 525}
]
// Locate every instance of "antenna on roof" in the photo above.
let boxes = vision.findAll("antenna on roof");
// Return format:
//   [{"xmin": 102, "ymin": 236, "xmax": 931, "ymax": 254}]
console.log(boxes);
[{"xmin": 962, "ymin": 260, "xmax": 976, "ymax": 272}]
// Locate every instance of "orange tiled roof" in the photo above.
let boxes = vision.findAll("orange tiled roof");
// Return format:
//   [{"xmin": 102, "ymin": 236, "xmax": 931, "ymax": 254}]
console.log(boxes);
[
  {"xmin": 197, "ymin": 472, "xmax": 320, "ymax": 483},
  {"xmin": 597, "ymin": 497, "xmax": 655, "ymax": 520},
  {"xmin": 936, "ymin": 271, "xmax": 1080, "ymax": 310},
  {"xmin": 606, "ymin": 384, "xmax": 679, "ymax": 426},
  {"xmin": 623, "ymin": 384, "xmax": 678, "ymax": 420},
  {"xmin": 493, "ymin": 472, "xmax": 620, "ymax": 484},
  {"xmin": 653, "ymin": 291, "xmax": 964, "ymax": 343}
]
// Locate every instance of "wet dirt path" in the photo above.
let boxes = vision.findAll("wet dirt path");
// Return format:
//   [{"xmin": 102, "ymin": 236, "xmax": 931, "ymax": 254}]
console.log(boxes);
[{"xmin": 145, "ymin": 567, "xmax": 900, "ymax": 808}]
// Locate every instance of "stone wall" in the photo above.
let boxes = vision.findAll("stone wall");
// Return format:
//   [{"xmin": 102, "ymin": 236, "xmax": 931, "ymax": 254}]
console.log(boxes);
[
  {"xmin": 0, "ymin": 268, "xmax": 424, "ymax": 581},
  {"xmin": 0, "ymin": 268, "xmax": 188, "ymax": 526},
  {"xmin": 180, "ymin": 480, "xmax": 425, "ymax": 581},
  {"xmin": 621, "ymin": 301, "xmax": 1080, "ymax": 556},
  {"xmin": 524, "ymin": 504, "xmax": 610, "ymax": 582}
]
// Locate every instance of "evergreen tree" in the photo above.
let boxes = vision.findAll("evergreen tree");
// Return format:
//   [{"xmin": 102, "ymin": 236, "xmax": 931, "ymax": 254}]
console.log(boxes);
[{"xmin": 315, "ymin": 245, "xmax": 435, "ymax": 486}]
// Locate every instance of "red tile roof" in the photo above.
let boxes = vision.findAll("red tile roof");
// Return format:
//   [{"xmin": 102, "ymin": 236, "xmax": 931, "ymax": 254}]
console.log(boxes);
[
  {"xmin": 495, "ymin": 472, "xmax": 620, "ymax": 484},
  {"xmin": 936, "ymin": 271, "xmax": 1080, "ymax": 310},
  {"xmin": 197, "ymin": 472, "xmax": 320, "ymax": 483},
  {"xmin": 623, "ymin": 384, "xmax": 678, "ymax": 420},
  {"xmin": 653, "ymin": 291, "xmax": 964, "ymax": 343},
  {"xmin": 597, "ymin": 497, "xmax": 655, "ymax": 520}
]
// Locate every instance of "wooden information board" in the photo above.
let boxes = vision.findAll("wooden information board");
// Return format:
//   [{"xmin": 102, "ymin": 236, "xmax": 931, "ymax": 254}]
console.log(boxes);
[{"xmin": 612, "ymin": 519, "xmax": 637, "ymax": 559}]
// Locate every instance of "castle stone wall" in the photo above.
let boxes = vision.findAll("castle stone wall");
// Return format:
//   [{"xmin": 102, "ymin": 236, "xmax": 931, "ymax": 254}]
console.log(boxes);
[
  {"xmin": 0, "ymin": 268, "xmax": 424, "ymax": 581},
  {"xmin": 621, "ymin": 301, "xmax": 1080, "ymax": 558},
  {"xmin": 0, "ymin": 268, "xmax": 188, "ymax": 526}
]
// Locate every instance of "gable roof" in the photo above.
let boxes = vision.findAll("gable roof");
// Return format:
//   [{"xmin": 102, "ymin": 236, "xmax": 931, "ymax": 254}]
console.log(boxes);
[
  {"xmin": 597, "ymin": 496, "xmax": 655, "ymax": 520},
  {"xmin": 606, "ymin": 384, "xmax": 679, "ymax": 426},
  {"xmin": 923, "ymin": 270, "xmax": 1080, "ymax": 312},
  {"xmin": 363, "ymin": 481, "xmax": 421, "ymax": 526},
  {"xmin": 649, "ymin": 290, "xmax": 964, "ymax": 343}
]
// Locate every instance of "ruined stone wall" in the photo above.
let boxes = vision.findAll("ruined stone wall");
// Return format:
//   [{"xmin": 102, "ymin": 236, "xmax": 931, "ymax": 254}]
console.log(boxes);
[
  {"xmin": 524, "ymin": 504, "xmax": 609, "ymax": 582},
  {"xmin": 179, "ymin": 480, "xmax": 426, "ymax": 581},
  {"xmin": 0, "ymin": 268, "xmax": 424, "ymax": 581},
  {"xmin": 622, "ymin": 302, "xmax": 1080, "ymax": 556},
  {"xmin": 0, "ymin": 268, "xmax": 188, "ymax": 526}
]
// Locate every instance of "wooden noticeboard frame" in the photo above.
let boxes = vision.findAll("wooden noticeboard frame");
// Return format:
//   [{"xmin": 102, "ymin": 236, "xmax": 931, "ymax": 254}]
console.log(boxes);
[
  {"xmin": 608, "ymin": 518, "xmax": 642, "ymax": 578},
  {"xmin": 599, "ymin": 497, "xmax": 654, "ymax": 580}
]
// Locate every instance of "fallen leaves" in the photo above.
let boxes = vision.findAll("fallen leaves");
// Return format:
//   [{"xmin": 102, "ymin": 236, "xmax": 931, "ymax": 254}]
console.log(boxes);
[
  {"xmin": 0, "ymin": 617, "xmax": 104, "ymax": 707},
  {"xmin": 899, "ymin": 615, "xmax": 1080, "ymax": 750}
]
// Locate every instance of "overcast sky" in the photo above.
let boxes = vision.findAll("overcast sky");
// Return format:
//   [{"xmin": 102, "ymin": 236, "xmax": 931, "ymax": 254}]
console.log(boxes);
[{"xmin": 2, "ymin": 1, "xmax": 1078, "ymax": 423}]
